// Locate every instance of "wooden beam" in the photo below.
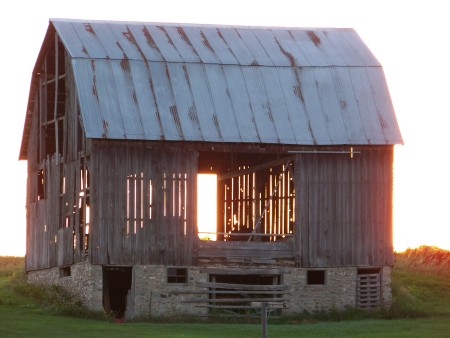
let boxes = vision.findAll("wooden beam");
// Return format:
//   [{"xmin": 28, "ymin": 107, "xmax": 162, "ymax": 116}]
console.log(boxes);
[
  {"xmin": 54, "ymin": 33, "xmax": 59, "ymax": 156},
  {"xmin": 199, "ymin": 268, "xmax": 291, "ymax": 275},
  {"xmin": 170, "ymin": 289, "xmax": 290, "ymax": 295},
  {"xmin": 195, "ymin": 282, "xmax": 289, "ymax": 291},
  {"xmin": 183, "ymin": 297, "xmax": 287, "ymax": 303},
  {"xmin": 218, "ymin": 156, "xmax": 294, "ymax": 181}
]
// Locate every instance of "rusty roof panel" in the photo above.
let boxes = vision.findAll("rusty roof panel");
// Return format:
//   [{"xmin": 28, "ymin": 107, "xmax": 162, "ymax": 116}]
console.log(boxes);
[
  {"xmin": 47, "ymin": 19, "xmax": 403, "ymax": 146},
  {"xmin": 234, "ymin": 28, "xmax": 274, "ymax": 66},
  {"xmin": 221, "ymin": 66, "xmax": 262, "ymax": 142},
  {"xmin": 144, "ymin": 25, "xmax": 184, "ymax": 62},
  {"xmin": 187, "ymin": 64, "xmax": 224, "ymax": 141},
  {"xmin": 127, "ymin": 61, "xmax": 164, "ymax": 139},
  {"xmin": 272, "ymin": 29, "xmax": 314, "ymax": 66},
  {"xmin": 167, "ymin": 63, "xmax": 203, "ymax": 140},
  {"xmin": 312, "ymin": 67, "xmax": 351, "ymax": 143},
  {"xmin": 329, "ymin": 67, "xmax": 370, "ymax": 143},
  {"xmin": 200, "ymin": 65, "xmax": 241, "ymax": 141},
  {"xmin": 252, "ymin": 29, "xmax": 292, "ymax": 67},
  {"xmin": 148, "ymin": 62, "xmax": 183, "ymax": 139},
  {"xmin": 364, "ymin": 67, "xmax": 403, "ymax": 142},
  {"xmin": 296, "ymin": 68, "xmax": 333, "ymax": 144},
  {"xmin": 126, "ymin": 25, "xmax": 165, "ymax": 62},
  {"xmin": 162, "ymin": 26, "xmax": 202, "ymax": 63},
  {"xmin": 347, "ymin": 67, "xmax": 386, "ymax": 144},
  {"xmin": 71, "ymin": 59, "xmax": 104, "ymax": 136},
  {"xmin": 201, "ymin": 28, "xmax": 241, "ymax": 65},
  {"xmin": 242, "ymin": 66, "xmax": 280, "ymax": 143},
  {"xmin": 177, "ymin": 26, "xmax": 222, "ymax": 64},
  {"xmin": 276, "ymin": 67, "xmax": 317, "ymax": 143},
  {"xmin": 259, "ymin": 67, "xmax": 297, "ymax": 143},
  {"xmin": 214, "ymin": 28, "xmax": 256, "ymax": 65}
]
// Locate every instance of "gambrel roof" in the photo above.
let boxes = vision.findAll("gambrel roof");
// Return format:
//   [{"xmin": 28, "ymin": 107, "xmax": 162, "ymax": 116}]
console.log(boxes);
[{"xmin": 21, "ymin": 18, "xmax": 403, "ymax": 158}]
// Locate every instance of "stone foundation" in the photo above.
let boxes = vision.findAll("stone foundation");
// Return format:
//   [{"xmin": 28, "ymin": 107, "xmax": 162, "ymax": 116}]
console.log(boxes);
[
  {"xmin": 28, "ymin": 264, "xmax": 392, "ymax": 318},
  {"xmin": 27, "ymin": 261, "xmax": 103, "ymax": 312}
]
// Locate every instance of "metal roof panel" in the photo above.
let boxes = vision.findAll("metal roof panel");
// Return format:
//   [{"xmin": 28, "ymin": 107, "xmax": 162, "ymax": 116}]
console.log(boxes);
[
  {"xmin": 166, "ymin": 63, "xmax": 204, "ymax": 141},
  {"xmin": 221, "ymin": 66, "xmax": 262, "ymax": 142},
  {"xmin": 234, "ymin": 28, "xmax": 274, "ymax": 66},
  {"xmin": 49, "ymin": 20, "xmax": 402, "ymax": 146},
  {"xmin": 329, "ymin": 67, "xmax": 370, "ymax": 143},
  {"xmin": 162, "ymin": 26, "xmax": 203, "ymax": 63},
  {"xmin": 143, "ymin": 25, "xmax": 184, "ymax": 63},
  {"xmin": 365, "ymin": 67, "xmax": 403, "ymax": 144},
  {"xmin": 184, "ymin": 64, "xmax": 225, "ymax": 141},
  {"xmin": 202, "ymin": 65, "xmax": 242, "ymax": 141},
  {"xmin": 347, "ymin": 67, "xmax": 387, "ymax": 144}
]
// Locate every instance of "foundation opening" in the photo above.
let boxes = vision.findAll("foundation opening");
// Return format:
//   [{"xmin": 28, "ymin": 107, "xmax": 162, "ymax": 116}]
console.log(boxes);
[
  {"xmin": 307, "ymin": 270, "xmax": 326, "ymax": 285},
  {"xmin": 103, "ymin": 266, "xmax": 132, "ymax": 319},
  {"xmin": 357, "ymin": 267, "xmax": 382, "ymax": 309},
  {"xmin": 208, "ymin": 273, "xmax": 284, "ymax": 316}
]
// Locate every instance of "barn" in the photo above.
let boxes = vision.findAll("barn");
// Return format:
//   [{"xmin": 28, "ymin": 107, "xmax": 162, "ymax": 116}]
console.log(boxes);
[{"xmin": 20, "ymin": 18, "xmax": 403, "ymax": 319}]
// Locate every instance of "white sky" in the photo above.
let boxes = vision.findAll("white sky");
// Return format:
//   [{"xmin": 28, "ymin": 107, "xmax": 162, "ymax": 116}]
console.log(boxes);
[{"xmin": 1, "ymin": 0, "xmax": 449, "ymax": 256}]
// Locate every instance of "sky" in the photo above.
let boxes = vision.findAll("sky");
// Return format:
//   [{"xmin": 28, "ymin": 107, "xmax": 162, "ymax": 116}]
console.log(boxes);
[{"xmin": 1, "ymin": 0, "xmax": 449, "ymax": 256}]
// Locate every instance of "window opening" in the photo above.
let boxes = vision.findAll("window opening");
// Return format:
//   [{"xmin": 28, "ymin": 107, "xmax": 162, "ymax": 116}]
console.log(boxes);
[
  {"xmin": 37, "ymin": 169, "xmax": 45, "ymax": 200},
  {"xmin": 307, "ymin": 270, "xmax": 326, "ymax": 285},
  {"xmin": 59, "ymin": 266, "xmax": 71, "ymax": 277},
  {"xmin": 167, "ymin": 267, "xmax": 188, "ymax": 284}
]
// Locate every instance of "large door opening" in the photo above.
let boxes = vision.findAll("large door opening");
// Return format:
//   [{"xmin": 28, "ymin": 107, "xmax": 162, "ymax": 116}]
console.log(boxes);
[
  {"xmin": 198, "ymin": 174, "xmax": 217, "ymax": 240},
  {"xmin": 103, "ymin": 266, "xmax": 132, "ymax": 318},
  {"xmin": 197, "ymin": 152, "xmax": 295, "ymax": 242}
]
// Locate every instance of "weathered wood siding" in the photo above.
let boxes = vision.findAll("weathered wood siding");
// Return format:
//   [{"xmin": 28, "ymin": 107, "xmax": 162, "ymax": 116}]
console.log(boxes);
[
  {"xmin": 296, "ymin": 147, "xmax": 394, "ymax": 267},
  {"xmin": 26, "ymin": 52, "xmax": 89, "ymax": 271},
  {"xmin": 90, "ymin": 141, "xmax": 197, "ymax": 266},
  {"xmin": 198, "ymin": 240, "xmax": 294, "ymax": 262},
  {"xmin": 26, "ymin": 156, "xmax": 81, "ymax": 270}
]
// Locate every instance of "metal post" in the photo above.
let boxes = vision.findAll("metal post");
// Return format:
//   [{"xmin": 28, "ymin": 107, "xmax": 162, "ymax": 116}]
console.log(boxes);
[{"xmin": 261, "ymin": 302, "xmax": 268, "ymax": 338}]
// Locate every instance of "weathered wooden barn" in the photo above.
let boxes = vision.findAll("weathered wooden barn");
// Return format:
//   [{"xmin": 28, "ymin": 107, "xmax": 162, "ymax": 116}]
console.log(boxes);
[{"xmin": 20, "ymin": 19, "xmax": 402, "ymax": 318}]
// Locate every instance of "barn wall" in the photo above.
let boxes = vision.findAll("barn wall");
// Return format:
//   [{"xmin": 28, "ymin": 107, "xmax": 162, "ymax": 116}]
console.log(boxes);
[
  {"xmin": 296, "ymin": 147, "xmax": 394, "ymax": 267},
  {"xmin": 25, "ymin": 52, "xmax": 89, "ymax": 271},
  {"xmin": 90, "ymin": 141, "xmax": 198, "ymax": 266}
]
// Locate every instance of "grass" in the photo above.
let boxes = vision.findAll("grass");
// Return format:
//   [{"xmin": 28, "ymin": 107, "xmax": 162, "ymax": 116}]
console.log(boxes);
[
  {"xmin": 1, "ymin": 247, "xmax": 450, "ymax": 337},
  {"xmin": 390, "ymin": 246, "xmax": 450, "ymax": 317}
]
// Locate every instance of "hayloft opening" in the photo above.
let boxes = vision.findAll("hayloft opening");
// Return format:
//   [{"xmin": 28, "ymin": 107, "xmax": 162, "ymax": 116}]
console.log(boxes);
[
  {"xmin": 103, "ymin": 266, "xmax": 132, "ymax": 318},
  {"xmin": 198, "ymin": 152, "xmax": 295, "ymax": 242}
]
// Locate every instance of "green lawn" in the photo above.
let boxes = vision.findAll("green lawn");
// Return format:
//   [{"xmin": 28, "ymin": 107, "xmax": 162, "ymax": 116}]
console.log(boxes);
[
  {"xmin": 1, "ymin": 249, "xmax": 450, "ymax": 338},
  {"xmin": 1, "ymin": 306, "xmax": 450, "ymax": 338}
]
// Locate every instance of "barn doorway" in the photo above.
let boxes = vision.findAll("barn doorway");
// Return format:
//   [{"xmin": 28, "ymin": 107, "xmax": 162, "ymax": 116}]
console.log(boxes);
[
  {"xmin": 198, "ymin": 151, "xmax": 295, "ymax": 242},
  {"xmin": 198, "ymin": 174, "xmax": 217, "ymax": 240},
  {"xmin": 103, "ymin": 266, "xmax": 132, "ymax": 318}
]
